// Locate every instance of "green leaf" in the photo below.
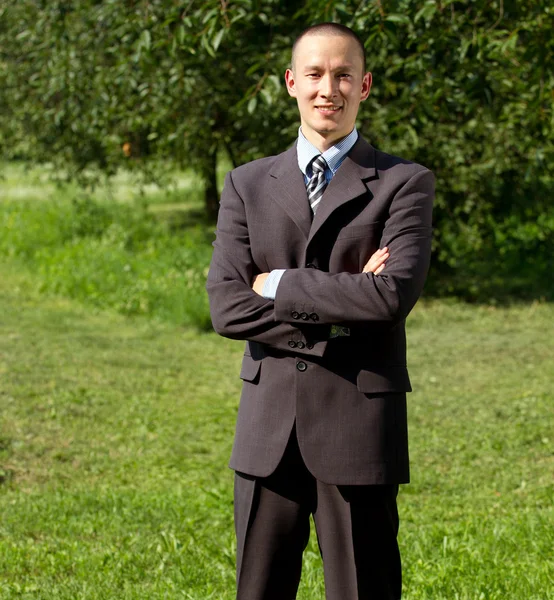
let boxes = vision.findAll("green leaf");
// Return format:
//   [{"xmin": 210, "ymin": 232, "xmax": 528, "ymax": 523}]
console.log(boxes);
[
  {"xmin": 385, "ymin": 14, "xmax": 411, "ymax": 25},
  {"xmin": 212, "ymin": 29, "xmax": 225, "ymax": 51},
  {"xmin": 247, "ymin": 96, "xmax": 257, "ymax": 114},
  {"xmin": 414, "ymin": 2, "xmax": 437, "ymax": 24},
  {"xmin": 140, "ymin": 30, "xmax": 151, "ymax": 51},
  {"xmin": 260, "ymin": 89, "xmax": 272, "ymax": 105},
  {"xmin": 201, "ymin": 35, "xmax": 215, "ymax": 58}
]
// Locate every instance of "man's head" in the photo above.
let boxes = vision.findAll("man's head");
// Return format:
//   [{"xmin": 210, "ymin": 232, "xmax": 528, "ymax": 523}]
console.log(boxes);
[{"xmin": 286, "ymin": 23, "xmax": 372, "ymax": 152}]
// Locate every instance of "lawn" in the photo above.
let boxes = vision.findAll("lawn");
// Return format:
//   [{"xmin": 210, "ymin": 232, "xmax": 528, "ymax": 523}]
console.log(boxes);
[
  {"xmin": 0, "ymin": 164, "xmax": 214, "ymax": 330},
  {"xmin": 1, "ymin": 261, "xmax": 553, "ymax": 599}
]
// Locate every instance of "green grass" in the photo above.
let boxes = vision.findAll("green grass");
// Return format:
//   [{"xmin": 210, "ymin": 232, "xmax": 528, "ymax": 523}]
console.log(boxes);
[
  {"xmin": 0, "ymin": 161, "xmax": 206, "ymax": 205},
  {"xmin": 1, "ymin": 263, "xmax": 553, "ymax": 599},
  {"xmin": 0, "ymin": 166, "xmax": 214, "ymax": 329},
  {"xmin": 1, "ymin": 165, "xmax": 553, "ymax": 597}
]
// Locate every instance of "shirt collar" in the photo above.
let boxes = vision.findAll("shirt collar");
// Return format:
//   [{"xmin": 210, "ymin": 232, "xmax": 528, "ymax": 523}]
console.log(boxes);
[{"xmin": 296, "ymin": 126, "xmax": 359, "ymax": 177}]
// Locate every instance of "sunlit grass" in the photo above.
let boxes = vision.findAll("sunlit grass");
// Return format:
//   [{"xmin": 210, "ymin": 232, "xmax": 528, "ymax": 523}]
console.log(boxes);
[
  {"xmin": 0, "ymin": 264, "xmax": 552, "ymax": 599},
  {"xmin": 0, "ymin": 160, "xmax": 230, "ymax": 207},
  {"xmin": 0, "ymin": 161, "xmax": 199, "ymax": 202},
  {"xmin": 0, "ymin": 166, "xmax": 214, "ymax": 329},
  {"xmin": 0, "ymin": 163, "xmax": 552, "ymax": 598}
]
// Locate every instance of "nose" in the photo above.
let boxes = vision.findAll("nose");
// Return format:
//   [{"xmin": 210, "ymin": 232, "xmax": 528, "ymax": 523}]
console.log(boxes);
[{"xmin": 319, "ymin": 74, "xmax": 338, "ymax": 99}]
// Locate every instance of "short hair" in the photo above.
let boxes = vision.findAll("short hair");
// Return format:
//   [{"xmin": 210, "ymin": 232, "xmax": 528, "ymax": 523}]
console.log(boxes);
[{"xmin": 291, "ymin": 23, "xmax": 366, "ymax": 73}]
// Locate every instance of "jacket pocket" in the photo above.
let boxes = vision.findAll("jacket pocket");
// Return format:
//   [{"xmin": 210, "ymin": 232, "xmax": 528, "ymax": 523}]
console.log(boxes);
[
  {"xmin": 240, "ymin": 354, "xmax": 262, "ymax": 383},
  {"xmin": 357, "ymin": 366, "xmax": 412, "ymax": 394}
]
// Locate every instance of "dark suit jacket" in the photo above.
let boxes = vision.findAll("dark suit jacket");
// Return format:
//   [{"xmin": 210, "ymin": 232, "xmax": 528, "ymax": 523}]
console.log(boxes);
[{"xmin": 206, "ymin": 136, "xmax": 434, "ymax": 485}]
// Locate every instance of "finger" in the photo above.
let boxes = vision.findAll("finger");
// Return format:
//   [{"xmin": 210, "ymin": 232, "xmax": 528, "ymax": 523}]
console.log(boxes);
[
  {"xmin": 364, "ymin": 262, "xmax": 377, "ymax": 272},
  {"xmin": 363, "ymin": 261, "xmax": 385, "ymax": 274},
  {"xmin": 370, "ymin": 253, "xmax": 389, "ymax": 268},
  {"xmin": 364, "ymin": 251, "xmax": 389, "ymax": 272}
]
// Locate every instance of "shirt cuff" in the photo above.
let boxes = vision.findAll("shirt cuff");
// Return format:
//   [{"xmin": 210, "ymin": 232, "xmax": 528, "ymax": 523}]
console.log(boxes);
[{"xmin": 262, "ymin": 269, "xmax": 286, "ymax": 300}]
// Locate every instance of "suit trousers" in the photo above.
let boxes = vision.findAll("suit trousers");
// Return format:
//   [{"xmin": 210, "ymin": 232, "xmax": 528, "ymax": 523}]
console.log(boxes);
[{"xmin": 234, "ymin": 428, "xmax": 402, "ymax": 600}]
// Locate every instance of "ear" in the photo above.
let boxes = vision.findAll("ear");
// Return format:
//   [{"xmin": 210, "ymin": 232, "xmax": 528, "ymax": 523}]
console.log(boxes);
[
  {"xmin": 360, "ymin": 72, "xmax": 372, "ymax": 101},
  {"xmin": 285, "ymin": 69, "xmax": 297, "ymax": 98}
]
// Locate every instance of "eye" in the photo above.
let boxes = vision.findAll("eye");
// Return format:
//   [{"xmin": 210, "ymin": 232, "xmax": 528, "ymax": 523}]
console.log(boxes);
[
  {"xmin": 338, "ymin": 73, "xmax": 352, "ymax": 79},
  {"xmin": 307, "ymin": 73, "xmax": 320, "ymax": 78}
]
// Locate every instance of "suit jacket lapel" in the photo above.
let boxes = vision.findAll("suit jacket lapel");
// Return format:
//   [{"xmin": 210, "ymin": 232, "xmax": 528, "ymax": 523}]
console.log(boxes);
[
  {"xmin": 308, "ymin": 137, "xmax": 377, "ymax": 244},
  {"xmin": 267, "ymin": 137, "xmax": 378, "ymax": 243},
  {"xmin": 268, "ymin": 143, "xmax": 312, "ymax": 240}
]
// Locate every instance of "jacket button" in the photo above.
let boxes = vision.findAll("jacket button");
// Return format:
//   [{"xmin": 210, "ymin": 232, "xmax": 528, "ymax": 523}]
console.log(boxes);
[
  {"xmin": 309, "ymin": 313, "xmax": 319, "ymax": 321},
  {"xmin": 300, "ymin": 312, "xmax": 309, "ymax": 320},
  {"xmin": 296, "ymin": 361, "xmax": 307, "ymax": 372},
  {"xmin": 288, "ymin": 340, "xmax": 297, "ymax": 348},
  {"xmin": 291, "ymin": 311, "xmax": 299, "ymax": 319},
  {"xmin": 297, "ymin": 341, "xmax": 305, "ymax": 349},
  {"xmin": 306, "ymin": 343, "xmax": 314, "ymax": 349}
]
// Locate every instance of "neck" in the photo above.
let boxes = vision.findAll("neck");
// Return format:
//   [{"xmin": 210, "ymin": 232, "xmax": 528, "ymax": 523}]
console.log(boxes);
[{"xmin": 300, "ymin": 126, "xmax": 354, "ymax": 153}]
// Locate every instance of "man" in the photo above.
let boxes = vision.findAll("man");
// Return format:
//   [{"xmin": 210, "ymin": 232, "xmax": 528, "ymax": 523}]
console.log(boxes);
[{"xmin": 206, "ymin": 22, "xmax": 434, "ymax": 600}]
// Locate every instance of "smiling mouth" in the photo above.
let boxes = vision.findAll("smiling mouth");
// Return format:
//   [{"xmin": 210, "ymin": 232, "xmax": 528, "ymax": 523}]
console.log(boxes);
[{"xmin": 316, "ymin": 106, "xmax": 342, "ymax": 113}]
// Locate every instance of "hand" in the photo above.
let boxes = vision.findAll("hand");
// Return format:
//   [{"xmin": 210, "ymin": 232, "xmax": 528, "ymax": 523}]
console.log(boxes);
[
  {"xmin": 362, "ymin": 247, "xmax": 389, "ymax": 275},
  {"xmin": 252, "ymin": 272, "xmax": 269, "ymax": 295}
]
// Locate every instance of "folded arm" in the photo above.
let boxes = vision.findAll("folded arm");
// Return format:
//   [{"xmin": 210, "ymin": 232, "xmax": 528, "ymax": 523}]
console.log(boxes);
[
  {"xmin": 272, "ymin": 169, "xmax": 435, "ymax": 325},
  {"xmin": 206, "ymin": 171, "xmax": 329, "ymax": 356},
  {"xmin": 253, "ymin": 247, "xmax": 389, "ymax": 297}
]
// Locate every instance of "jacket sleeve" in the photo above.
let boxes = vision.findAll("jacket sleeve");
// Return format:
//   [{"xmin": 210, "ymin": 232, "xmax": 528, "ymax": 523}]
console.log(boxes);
[
  {"xmin": 206, "ymin": 170, "xmax": 329, "ymax": 357},
  {"xmin": 273, "ymin": 169, "xmax": 435, "ymax": 325}
]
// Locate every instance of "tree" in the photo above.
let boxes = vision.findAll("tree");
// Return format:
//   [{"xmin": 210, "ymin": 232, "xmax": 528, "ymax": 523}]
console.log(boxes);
[
  {"xmin": 0, "ymin": 0, "xmax": 297, "ymax": 219},
  {"xmin": 1, "ymin": 0, "xmax": 552, "ymax": 296}
]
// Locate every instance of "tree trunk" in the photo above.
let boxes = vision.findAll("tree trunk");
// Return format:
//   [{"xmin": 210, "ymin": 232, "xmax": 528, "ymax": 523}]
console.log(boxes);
[{"xmin": 203, "ymin": 148, "xmax": 219, "ymax": 222}]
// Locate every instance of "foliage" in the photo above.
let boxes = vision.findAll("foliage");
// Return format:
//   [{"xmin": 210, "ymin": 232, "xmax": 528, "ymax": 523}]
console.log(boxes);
[
  {"xmin": 344, "ymin": 1, "xmax": 554, "ymax": 298},
  {"xmin": 0, "ymin": 0, "xmax": 297, "ymax": 217},
  {"xmin": 1, "ymin": 1, "xmax": 553, "ymax": 297},
  {"xmin": 1, "ymin": 267, "xmax": 553, "ymax": 598}
]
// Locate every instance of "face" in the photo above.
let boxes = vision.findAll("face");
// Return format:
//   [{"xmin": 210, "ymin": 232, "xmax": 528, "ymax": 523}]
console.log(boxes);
[{"xmin": 285, "ymin": 34, "xmax": 372, "ymax": 151}]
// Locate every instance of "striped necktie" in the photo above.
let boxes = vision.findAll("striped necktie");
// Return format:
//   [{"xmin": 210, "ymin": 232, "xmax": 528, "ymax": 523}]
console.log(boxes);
[{"xmin": 307, "ymin": 155, "xmax": 328, "ymax": 214}]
